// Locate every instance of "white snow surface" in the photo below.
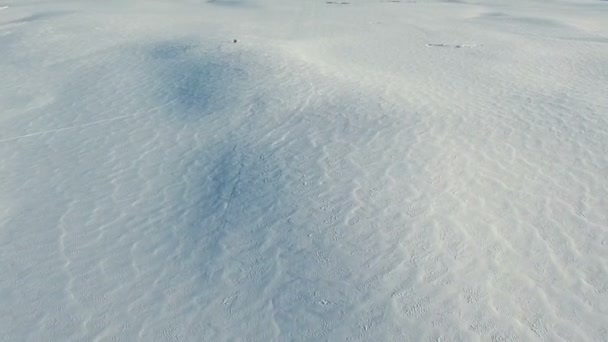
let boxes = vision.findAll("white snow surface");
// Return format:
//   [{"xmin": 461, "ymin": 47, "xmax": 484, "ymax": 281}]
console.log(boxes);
[{"xmin": 1, "ymin": 0, "xmax": 608, "ymax": 340}]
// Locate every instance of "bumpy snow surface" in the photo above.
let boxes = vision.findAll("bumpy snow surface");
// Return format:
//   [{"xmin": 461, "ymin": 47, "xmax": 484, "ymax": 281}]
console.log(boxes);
[{"xmin": 1, "ymin": 0, "xmax": 608, "ymax": 340}]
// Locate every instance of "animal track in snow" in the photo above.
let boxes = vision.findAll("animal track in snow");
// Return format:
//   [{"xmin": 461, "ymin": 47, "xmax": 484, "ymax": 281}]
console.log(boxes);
[{"xmin": 426, "ymin": 43, "xmax": 481, "ymax": 48}]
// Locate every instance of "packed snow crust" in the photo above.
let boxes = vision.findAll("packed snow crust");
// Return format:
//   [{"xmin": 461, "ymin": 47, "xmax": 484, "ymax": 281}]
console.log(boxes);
[{"xmin": 1, "ymin": 0, "xmax": 608, "ymax": 340}]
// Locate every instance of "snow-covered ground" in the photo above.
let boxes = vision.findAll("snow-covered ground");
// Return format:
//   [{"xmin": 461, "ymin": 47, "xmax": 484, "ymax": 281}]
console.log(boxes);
[{"xmin": 1, "ymin": 0, "xmax": 607, "ymax": 340}]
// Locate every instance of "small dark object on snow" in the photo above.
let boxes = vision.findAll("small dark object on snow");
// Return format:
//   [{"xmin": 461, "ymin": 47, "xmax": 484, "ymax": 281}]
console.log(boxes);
[{"xmin": 233, "ymin": 39, "xmax": 238, "ymax": 43}]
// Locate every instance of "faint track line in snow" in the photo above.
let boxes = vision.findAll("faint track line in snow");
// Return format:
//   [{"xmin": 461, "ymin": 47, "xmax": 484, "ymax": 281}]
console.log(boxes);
[
  {"xmin": 0, "ymin": 6, "xmax": 8, "ymax": 11},
  {"xmin": 426, "ymin": 43, "xmax": 481, "ymax": 48},
  {"xmin": 0, "ymin": 105, "xmax": 168, "ymax": 143},
  {"xmin": 218, "ymin": 149, "xmax": 244, "ymax": 233}
]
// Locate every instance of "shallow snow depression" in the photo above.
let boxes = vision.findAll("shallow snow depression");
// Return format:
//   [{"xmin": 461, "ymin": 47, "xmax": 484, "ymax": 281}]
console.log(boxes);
[{"xmin": 1, "ymin": 0, "xmax": 608, "ymax": 340}]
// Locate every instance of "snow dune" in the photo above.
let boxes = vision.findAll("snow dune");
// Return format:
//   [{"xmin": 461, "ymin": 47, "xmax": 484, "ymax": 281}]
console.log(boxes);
[{"xmin": 1, "ymin": 0, "xmax": 607, "ymax": 340}]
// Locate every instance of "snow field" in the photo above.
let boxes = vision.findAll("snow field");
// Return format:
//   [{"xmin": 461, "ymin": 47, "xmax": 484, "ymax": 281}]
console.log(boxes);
[{"xmin": 1, "ymin": 0, "xmax": 607, "ymax": 340}]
